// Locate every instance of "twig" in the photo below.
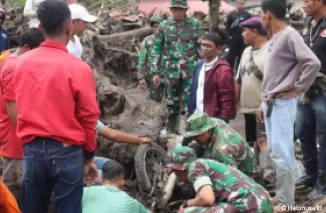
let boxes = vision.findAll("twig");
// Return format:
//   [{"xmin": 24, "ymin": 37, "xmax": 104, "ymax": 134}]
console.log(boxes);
[{"xmin": 107, "ymin": 47, "xmax": 138, "ymax": 57}]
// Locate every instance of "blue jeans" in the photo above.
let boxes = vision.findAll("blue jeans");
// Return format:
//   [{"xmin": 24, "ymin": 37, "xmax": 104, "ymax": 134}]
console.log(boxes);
[
  {"xmin": 263, "ymin": 98, "xmax": 297, "ymax": 205},
  {"xmin": 295, "ymin": 90, "xmax": 326, "ymax": 174},
  {"xmin": 94, "ymin": 156, "xmax": 110, "ymax": 179},
  {"xmin": 21, "ymin": 138, "xmax": 84, "ymax": 213}
]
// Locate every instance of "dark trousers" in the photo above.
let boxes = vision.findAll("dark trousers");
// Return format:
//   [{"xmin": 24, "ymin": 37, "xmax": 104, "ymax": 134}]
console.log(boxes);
[
  {"xmin": 244, "ymin": 113, "xmax": 257, "ymax": 143},
  {"xmin": 295, "ymin": 90, "xmax": 326, "ymax": 176},
  {"xmin": 227, "ymin": 40, "xmax": 246, "ymax": 70},
  {"xmin": 21, "ymin": 139, "xmax": 84, "ymax": 213}
]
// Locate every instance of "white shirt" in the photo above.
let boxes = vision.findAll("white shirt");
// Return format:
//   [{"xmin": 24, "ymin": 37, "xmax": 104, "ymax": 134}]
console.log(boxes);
[
  {"xmin": 67, "ymin": 35, "xmax": 83, "ymax": 58},
  {"xmin": 24, "ymin": 0, "xmax": 44, "ymax": 28},
  {"xmin": 194, "ymin": 56, "xmax": 219, "ymax": 114}
]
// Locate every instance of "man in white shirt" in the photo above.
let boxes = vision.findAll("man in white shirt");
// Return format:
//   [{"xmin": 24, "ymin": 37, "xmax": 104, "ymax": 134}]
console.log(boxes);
[
  {"xmin": 24, "ymin": 0, "xmax": 77, "ymax": 28},
  {"xmin": 24, "ymin": 0, "xmax": 45, "ymax": 28},
  {"xmin": 68, "ymin": 3, "xmax": 97, "ymax": 58}
]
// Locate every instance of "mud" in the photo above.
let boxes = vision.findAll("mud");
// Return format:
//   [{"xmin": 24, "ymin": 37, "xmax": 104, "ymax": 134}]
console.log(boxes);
[{"xmin": 82, "ymin": 31, "xmax": 166, "ymax": 163}]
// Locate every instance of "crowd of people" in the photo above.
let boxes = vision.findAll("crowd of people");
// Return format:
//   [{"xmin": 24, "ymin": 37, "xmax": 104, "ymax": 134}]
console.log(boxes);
[{"xmin": 0, "ymin": 0, "xmax": 325, "ymax": 212}]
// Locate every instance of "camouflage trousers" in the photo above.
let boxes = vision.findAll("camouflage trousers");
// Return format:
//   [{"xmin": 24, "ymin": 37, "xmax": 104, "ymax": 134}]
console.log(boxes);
[
  {"xmin": 179, "ymin": 202, "xmax": 238, "ymax": 213},
  {"xmin": 145, "ymin": 76, "xmax": 165, "ymax": 102},
  {"xmin": 166, "ymin": 69, "xmax": 192, "ymax": 116},
  {"xmin": 179, "ymin": 192, "xmax": 273, "ymax": 213}
]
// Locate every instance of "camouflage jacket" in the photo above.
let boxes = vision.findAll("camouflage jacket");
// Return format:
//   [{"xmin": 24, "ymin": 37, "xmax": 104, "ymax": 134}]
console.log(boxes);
[
  {"xmin": 187, "ymin": 159, "xmax": 273, "ymax": 211},
  {"xmin": 189, "ymin": 119, "xmax": 255, "ymax": 174},
  {"xmin": 137, "ymin": 34, "xmax": 155, "ymax": 80},
  {"xmin": 151, "ymin": 16, "xmax": 202, "ymax": 75}
]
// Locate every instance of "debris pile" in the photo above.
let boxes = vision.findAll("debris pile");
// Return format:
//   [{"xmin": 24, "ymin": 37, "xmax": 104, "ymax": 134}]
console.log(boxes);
[
  {"xmin": 4, "ymin": 7, "xmax": 29, "ymax": 47},
  {"xmin": 81, "ymin": 4, "xmax": 167, "ymax": 164}
]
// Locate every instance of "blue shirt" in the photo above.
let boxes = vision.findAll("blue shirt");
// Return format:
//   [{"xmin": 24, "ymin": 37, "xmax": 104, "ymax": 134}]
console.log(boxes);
[{"xmin": 0, "ymin": 28, "xmax": 9, "ymax": 53}]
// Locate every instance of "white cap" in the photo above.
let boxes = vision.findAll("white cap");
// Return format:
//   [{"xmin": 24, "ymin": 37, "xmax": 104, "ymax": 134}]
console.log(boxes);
[{"xmin": 69, "ymin": 4, "xmax": 97, "ymax": 23}]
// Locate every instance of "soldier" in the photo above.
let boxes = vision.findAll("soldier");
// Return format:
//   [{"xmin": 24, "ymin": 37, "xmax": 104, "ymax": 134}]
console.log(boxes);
[
  {"xmin": 152, "ymin": 0, "xmax": 202, "ymax": 134},
  {"xmin": 167, "ymin": 146, "xmax": 273, "ymax": 213},
  {"xmin": 138, "ymin": 15, "xmax": 164, "ymax": 102},
  {"xmin": 185, "ymin": 112, "xmax": 255, "ymax": 175}
]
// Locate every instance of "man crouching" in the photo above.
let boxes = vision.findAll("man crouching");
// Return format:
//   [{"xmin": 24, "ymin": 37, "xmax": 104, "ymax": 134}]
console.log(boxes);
[{"xmin": 167, "ymin": 146, "xmax": 273, "ymax": 213}]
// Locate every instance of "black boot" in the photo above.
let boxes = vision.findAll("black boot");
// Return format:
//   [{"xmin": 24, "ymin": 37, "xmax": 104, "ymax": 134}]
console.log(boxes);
[
  {"xmin": 296, "ymin": 158, "xmax": 318, "ymax": 187},
  {"xmin": 308, "ymin": 170, "xmax": 326, "ymax": 199},
  {"xmin": 295, "ymin": 174, "xmax": 317, "ymax": 188}
]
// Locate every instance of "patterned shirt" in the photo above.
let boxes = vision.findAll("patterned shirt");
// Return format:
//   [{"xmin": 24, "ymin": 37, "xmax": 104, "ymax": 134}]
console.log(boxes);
[{"xmin": 189, "ymin": 119, "xmax": 255, "ymax": 174}]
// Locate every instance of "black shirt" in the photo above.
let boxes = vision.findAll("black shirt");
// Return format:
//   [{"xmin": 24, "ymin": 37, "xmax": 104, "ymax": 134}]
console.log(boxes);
[
  {"xmin": 303, "ymin": 16, "xmax": 326, "ymax": 74},
  {"xmin": 226, "ymin": 10, "xmax": 252, "ymax": 41}
]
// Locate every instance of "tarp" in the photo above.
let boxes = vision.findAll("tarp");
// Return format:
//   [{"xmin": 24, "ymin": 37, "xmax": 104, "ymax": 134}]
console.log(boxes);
[{"xmin": 138, "ymin": 0, "xmax": 235, "ymax": 15}]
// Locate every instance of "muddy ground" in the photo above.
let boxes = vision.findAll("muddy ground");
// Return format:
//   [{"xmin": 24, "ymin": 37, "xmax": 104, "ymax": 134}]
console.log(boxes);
[{"xmin": 2, "ymin": 4, "xmax": 326, "ymax": 213}]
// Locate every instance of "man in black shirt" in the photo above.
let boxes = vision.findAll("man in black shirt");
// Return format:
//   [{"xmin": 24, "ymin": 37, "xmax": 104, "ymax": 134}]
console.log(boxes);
[
  {"xmin": 295, "ymin": 0, "xmax": 326, "ymax": 198},
  {"xmin": 225, "ymin": 0, "xmax": 251, "ymax": 70}
]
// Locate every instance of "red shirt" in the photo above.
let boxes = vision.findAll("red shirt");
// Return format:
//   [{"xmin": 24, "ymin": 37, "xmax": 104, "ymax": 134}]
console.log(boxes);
[
  {"xmin": 0, "ymin": 55, "xmax": 23, "ymax": 159},
  {"xmin": 14, "ymin": 41, "xmax": 100, "ymax": 156}
]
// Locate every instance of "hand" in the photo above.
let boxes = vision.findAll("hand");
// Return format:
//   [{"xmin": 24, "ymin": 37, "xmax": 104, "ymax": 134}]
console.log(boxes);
[
  {"xmin": 139, "ymin": 79, "xmax": 147, "ymax": 90},
  {"xmin": 256, "ymin": 104, "xmax": 264, "ymax": 123},
  {"xmin": 257, "ymin": 138, "xmax": 268, "ymax": 152},
  {"xmin": 275, "ymin": 90, "xmax": 299, "ymax": 99},
  {"xmin": 84, "ymin": 159, "xmax": 98, "ymax": 186},
  {"xmin": 153, "ymin": 74, "xmax": 160, "ymax": 88},
  {"xmin": 139, "ymin": 137, "xmax": 152, "ymax": 144}
]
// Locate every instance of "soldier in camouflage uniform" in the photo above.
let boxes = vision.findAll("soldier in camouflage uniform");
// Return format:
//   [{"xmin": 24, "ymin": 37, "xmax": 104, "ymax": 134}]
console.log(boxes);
[
  {"xmin": 152, "ymin": 0, "xmax": 202, "ymax": 134},
  {"xmin": 167, "ymin": 146, "xmax": 273, "ymax": 213},
  {"xmin": 185, "ymin": 112, "xmax": 255, "ymax": 175},
  {"xmin": 137, "ymin": 15, "xmax": 164, "ymax": 102}
]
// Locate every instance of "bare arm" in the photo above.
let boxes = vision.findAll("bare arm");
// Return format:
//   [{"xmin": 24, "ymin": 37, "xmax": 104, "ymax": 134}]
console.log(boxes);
[
  {"xmin": 187, "ymin": 185, "xmax": 215, "ymax": 207},
  {"xmin": 5, "ymin": 102, "xmax": 16, "ymax": 126},
  {"xmin": 235, "ymin": 83, "xmax": 241, "ymax": 103},
  {"xmin": 98, "ymin": 125, "xmax": 151, "ymax": 144},
  {"xmin": 235, "ymin": 63, "xmax": 241, "ymax": 103}
]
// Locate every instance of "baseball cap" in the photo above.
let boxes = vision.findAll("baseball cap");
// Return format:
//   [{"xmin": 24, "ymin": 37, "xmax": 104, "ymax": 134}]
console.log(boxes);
[
  {"xmin": 69, "ymin": 4, "xmax": 97, "ymax": 23},
  {"xmin": 240, "ymin": 17, "xmax": 267, "ymax": 36}
]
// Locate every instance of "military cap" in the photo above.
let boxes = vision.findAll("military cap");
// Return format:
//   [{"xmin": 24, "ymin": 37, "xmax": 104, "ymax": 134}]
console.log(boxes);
[
  {"xmin": 170, "ymin": 0, "xmax": 189, "ymax": 9},
  {"xmin": 150, "ymin": 15, "xmax": 162, "ymax": 23},
  {"xmin": 185, "ymin": 112, "xmax": 218, "ymax": 138},
  {"xmin": 166, "ymin": 146, "xmax": 197, "ymax": 170}
]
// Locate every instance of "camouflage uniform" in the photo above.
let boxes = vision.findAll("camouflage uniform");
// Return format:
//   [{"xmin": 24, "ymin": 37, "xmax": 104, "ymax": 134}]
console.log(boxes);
[
  {"xmin": 138, "ymin": 15, "xmax": 164, "ymax": 102},
  {"xmin": 152, "ymin": 0, "xmax": 202, "ymax": 116},
  {"xmin": 185, "ymin": 112, "xmax": 255, "ymax": 174},
  {"xmin": 167, "ymin": 147, "xmax": 273, "ymax": 213}
]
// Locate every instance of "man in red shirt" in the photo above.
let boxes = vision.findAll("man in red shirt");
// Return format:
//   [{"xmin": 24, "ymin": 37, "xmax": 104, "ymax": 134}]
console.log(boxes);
[
  {"xmin": 14, "ymin": 0, "xmax": 100, "ymax": 212},
  {"xmin": 0, "ymin": 28, "xmax": 44, "ymax": 204}
]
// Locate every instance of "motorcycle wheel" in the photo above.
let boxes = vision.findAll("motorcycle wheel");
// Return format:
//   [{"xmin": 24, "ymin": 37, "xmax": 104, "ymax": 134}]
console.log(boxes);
[{"xmin": 134, "ymin": 143, "xmax": 167, "ymax": 192}]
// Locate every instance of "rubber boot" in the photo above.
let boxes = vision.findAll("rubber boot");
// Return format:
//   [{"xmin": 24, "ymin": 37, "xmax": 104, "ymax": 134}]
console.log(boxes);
[
  {"xmin": 175, "ymin": 114, "xmax": 186, "ymax": 135},
  {"xmin": 166, "ymin": 115, "xmax": 177, "ymax": 135},
  {"xmin": 308, "ymin": 170, "xmax": 326, "ymax": 199}
]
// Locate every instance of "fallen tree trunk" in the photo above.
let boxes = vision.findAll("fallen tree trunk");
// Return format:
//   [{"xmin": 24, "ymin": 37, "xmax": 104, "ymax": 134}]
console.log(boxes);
[{"xmin": 98, "ymin": 26, "xmax": 152, "ymax": 42}]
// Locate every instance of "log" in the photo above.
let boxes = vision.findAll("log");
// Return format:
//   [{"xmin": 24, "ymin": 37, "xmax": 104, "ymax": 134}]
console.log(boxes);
[{"xmin": 98, "ymin": 27, "xmax": 152, "ymax": 42}]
